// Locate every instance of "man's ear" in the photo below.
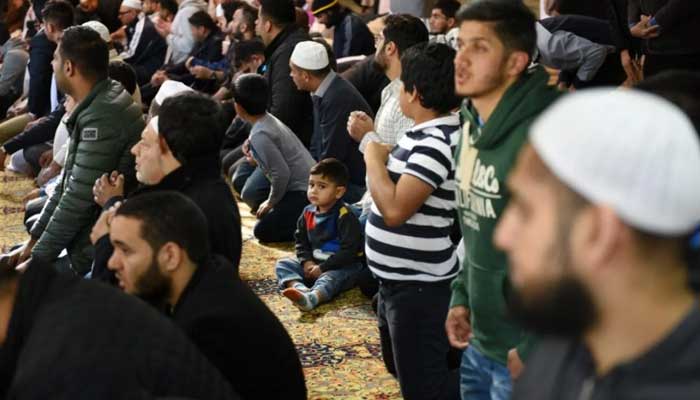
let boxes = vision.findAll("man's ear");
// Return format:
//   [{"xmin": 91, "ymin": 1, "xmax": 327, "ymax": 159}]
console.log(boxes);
[
  {"xmin": 64, "ymin": 59, "xmax": 75, "ymax": 78},
  {"xmin": 385, "ymin": 41, "xmax": 398, "ymax": 57},
  {"xmin": 408, "ymin": 86, "xmax": 419, "ymax": 104},
  {"xmin": 505, "ymin": 50, "xmax": 531, "ymax": 78},
  {"xmin": 447, "ymin": 17, "xmax": 456, "ymax": 29},
  {"xmin": 576, "ymin": 206, "xmax": 624, "ymax": 272},
  {"xmin": 157, "ymin": 134, "xmax": 173, "ymax": 156},
  {"xmin": 158, "ymin": 242, "xmax": 183, "ymax": 273}
]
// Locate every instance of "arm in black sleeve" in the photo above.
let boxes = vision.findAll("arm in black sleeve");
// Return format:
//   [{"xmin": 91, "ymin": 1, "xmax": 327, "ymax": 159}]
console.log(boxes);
[
  {"xmin": 318, "ymin": 98, "xmax": 351, "ymax": 162},
  {"xmin": 2, "ymin": 105, "xmax": 64, "ymax": 154},
  {"xmin": 655, "ymin": 0, "xmax": 700, "ymax": 28},
  {"xmin": 319, "ymin": 208, "xmax": 363, "ymax": 272},
  {"xmin": 91, "ymin": 234, "xmax": 118, "ymax": 285},
  {"xmin": 221, "ymin": 117, "xmax": 251, "ymax": 151},
  {"xmin": 608, "ymin": 0, "xmax": 633, "ymax": 50},
  {"xmin": 294, "ymin": 212, "xmax": 314, "ymax": 265},
  {"xmin": 27, "ymin": 33, "xmax": 56, "ymax": 117}
]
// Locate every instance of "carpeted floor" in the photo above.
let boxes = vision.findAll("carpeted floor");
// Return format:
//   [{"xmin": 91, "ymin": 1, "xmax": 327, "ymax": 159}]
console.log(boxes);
[{"xmin": 0, "ymin": 170, "xmax": 401, "ymax": 399}]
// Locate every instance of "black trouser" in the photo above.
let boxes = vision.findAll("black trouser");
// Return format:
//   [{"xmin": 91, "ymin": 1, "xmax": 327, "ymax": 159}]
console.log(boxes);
[
  {"xmin": 377, "ymin": 279, "xmax": 460, "ymax": 400},
  {"xmin": 253, "ymin": 190, "xmax": 307, "ymax": 243},
  {"xmin": 644, "ymin": 53, "xmax": 700, "ymax": 78}
]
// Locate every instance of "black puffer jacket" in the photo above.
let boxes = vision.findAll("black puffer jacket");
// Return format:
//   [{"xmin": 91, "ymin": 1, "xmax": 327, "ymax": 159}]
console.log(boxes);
[
  {"xmin": 0, "ymin": 260, "xmax": 240, "ymax": 400},
  {"xmin": 263, "ymin": 24, "xmax": 313, "ymax": 147}
]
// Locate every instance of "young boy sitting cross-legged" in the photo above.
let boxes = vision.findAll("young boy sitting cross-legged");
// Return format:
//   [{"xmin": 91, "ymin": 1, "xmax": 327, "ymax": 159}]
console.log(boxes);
[{"xmin": 275, "ymin": 158, "xmax": 365, "ymax": 311}]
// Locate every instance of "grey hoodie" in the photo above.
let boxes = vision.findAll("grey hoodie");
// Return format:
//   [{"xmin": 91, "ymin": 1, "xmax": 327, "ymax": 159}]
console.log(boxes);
[{"xmin": 0, "ymin": 38, "xmax": 29, "ymax": 97}]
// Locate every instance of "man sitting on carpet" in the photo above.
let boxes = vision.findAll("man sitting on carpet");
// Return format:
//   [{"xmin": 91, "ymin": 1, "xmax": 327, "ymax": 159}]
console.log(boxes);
[
  {"xmin": 276, "ymin": 158, "xmax": 365, "ymax": 311},
  {"xmin": 106, "ymin": 191, "xmax": 308, "ymax": 399},
  {"xmin": 90, "ymin": 92, "xmax": 242, "ymax": 278}
]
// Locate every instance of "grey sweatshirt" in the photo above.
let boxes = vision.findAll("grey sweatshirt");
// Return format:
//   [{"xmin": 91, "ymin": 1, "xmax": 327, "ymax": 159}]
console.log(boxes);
[
  {"xmin": 0, "ymin": 38, "xmax": 29, "ymax": 97},
  {"xmin": 249, "ymin": 113, "xmax": 315, "ymax": 207}
]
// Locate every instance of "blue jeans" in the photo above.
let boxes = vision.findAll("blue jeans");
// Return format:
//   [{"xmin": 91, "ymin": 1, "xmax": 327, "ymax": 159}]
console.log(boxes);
[
  {"xmin": 232, "ymin": 162, "xmax": 270, "ymax": 211},
  {"xmin": 459, "ymin": 345, "xmax": 512, "ymax": 400},
  {"xmin": 275, "ymin": 258, "xmax": 363, "ymax": 300}
]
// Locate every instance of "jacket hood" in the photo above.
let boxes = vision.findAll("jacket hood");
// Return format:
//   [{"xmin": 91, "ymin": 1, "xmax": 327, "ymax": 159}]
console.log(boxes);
[{"xmin": 463, "ymin": 66, "xmax": 559, "ymax": 149}]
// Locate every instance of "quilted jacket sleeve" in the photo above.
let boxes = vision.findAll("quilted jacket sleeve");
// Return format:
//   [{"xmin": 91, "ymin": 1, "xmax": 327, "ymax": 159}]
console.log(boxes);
[{"xmin": 31, "ymin": 112, "xmax": 142, "ymax": 261}]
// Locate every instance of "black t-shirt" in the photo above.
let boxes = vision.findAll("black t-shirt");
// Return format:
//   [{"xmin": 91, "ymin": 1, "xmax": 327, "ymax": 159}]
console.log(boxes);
[{"xmin": 514, "ymin": 302, "xmax": 700, "ymax": 400}]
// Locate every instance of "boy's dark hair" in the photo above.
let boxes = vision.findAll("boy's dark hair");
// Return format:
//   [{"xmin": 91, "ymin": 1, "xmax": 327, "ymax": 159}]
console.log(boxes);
[
  {"xmin": 108, "ymin": 61, "xmax": 137, "ymax": 95},
  {"xmin": 310, "ymin": 158, "xmax": 349, "ymax": 187},
  {"xmin": 159, "ymin": 0, "xmax": 178, "ymax": 17},
  {"xmin": 189, "ymin": 10, "xmax": 218, "ymax": 32},
  {"xmin": 635, "ymin": 70, "xmax": 700, "ymax": 133},
  {"xmin": 59, "ymin": 26, "xmax": 109, "ymax": 81},
  {"xmin": 259, "ymin": 0, "xmax": 295, "ymax": 27},
  {"xmin": 434, "ymin": 0, "xmax": 461, "ymax": 18},
  {"xmin": 401, "ymin": 42, "xmax": 461, "ymax": 114},
  {"xmin": 456, "ymin": 0, "xmax": 536, "ymax": 62},
  {"xmin": 231, "ymin": 73, "xmax": 268, "ymax": 116},
  {"xmin": 42, "ymin": 0, "xmax": 74, "ymax": 30},
  {"xmin": 115, "ymin": 191, "xmax": 210, "ymax": 267},
  {"xmin": 382, "ymin": 14, "xmax": 429, "ymax": 57},
  {"xmin": 233, "ymin": 38, "xmax": 265, "ymax": 69},
  {"xmin": 158, "ymin": 92, "xmax": 225, "ymax": 163}
]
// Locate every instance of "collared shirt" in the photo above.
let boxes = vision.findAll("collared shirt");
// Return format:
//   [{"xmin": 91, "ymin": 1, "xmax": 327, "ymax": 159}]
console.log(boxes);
[{"xmin": 312, "ymin": 71, "xmax": 336, "ymax": 98}]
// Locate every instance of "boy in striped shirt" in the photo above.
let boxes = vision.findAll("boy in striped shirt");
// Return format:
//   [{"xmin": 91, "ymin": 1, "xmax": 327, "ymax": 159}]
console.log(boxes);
[{"xmin": 364, "ymin": 42, "xmax": 462, "ymax": 400}]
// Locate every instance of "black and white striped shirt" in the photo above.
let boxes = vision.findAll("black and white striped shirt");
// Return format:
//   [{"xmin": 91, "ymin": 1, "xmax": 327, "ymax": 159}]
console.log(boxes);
[{"xmin": 366, "ymin": 114, "xmax": 460, "ymax": 282}]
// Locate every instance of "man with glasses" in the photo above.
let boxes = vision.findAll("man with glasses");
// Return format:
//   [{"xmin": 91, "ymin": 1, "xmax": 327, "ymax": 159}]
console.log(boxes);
[{"xmin": 115, "ymin": 0, "xmax": 167, "ymax": 86}]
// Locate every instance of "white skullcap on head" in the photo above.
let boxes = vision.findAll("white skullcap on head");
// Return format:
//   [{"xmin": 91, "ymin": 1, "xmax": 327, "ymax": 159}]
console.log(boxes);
[
  {"xmin": 530, "ymin": 88, "xmax": 700, "ymax": 236},
  {"xmin": 290, "ymin": 41, "xmax": 329, "ymax": 70},
  {"xmin": 121, "ymin": 0, "xmax": 143, "ymax": 10},
  {"xmin": 82, "ymin": 20, "xmax": 111, "ymax": 43},
  {"xmin": 149, "ymin": 116, "xmax": 159, "ymax": 134},
  {"xmin": 154, "ymin": 80, "xmax": 193, "ymax": 106}
]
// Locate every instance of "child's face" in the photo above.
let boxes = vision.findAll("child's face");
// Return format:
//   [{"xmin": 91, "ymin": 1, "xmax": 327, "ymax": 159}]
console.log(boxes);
[{"xmin": 307, "ymin": 174, "xmax": 345, "ymax": 210}]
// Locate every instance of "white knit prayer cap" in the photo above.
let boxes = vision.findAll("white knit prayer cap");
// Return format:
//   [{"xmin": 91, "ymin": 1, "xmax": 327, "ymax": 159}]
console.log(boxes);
[
  {"xmin": 530, "ymin": 88, "xmax": 700, "ymax": 236},
  {"xmin": 290, "ymin": 41, "xmax": 329, "ymax": 70},
  {"xmin": 121, "ymin": 0, "xmax": 143, "ymax": 10},
  {"xmin": 154, "ymin": 80, "xmax": 193, "ymax": 106},
  {"xmin": 82, "ymin": 21, "xmax": 111, "ymax": 43}
]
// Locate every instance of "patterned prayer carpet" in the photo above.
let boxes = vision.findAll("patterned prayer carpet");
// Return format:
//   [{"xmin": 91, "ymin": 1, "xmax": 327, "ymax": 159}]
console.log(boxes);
[{"xmin": 0, "ymin": 170, "xmax": 402, "ymax": 399}]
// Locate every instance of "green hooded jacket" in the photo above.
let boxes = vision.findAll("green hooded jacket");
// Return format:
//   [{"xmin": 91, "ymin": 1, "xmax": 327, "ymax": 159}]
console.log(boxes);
[
  {"xmin": 450, "ymin": 66, "xmax": 560, "ymax": 365},
  {"xmin": 31, "ymin": 79, "xmax": 144, "ymax": 274}
]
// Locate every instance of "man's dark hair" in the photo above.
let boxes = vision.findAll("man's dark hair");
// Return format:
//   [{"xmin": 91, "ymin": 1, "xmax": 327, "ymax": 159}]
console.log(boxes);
[
  {"xmin": 434, "ymin": 0, "xmax": 461, "ymax": 19},
  {"xmin": 259, "ymin": 0, "xmax": 295, "ymax": 27},
  {"xmin": 456, "ymin": 0, "xmax": 536, "ymax": 61},
  {"xmin": 310, "ymin": 158, "xmax": 349, "ymax": 187},
  {"xmin": 59, "ymin": 26, "xmax": 109, "ymax": 81},
  {"xmin": 237, "ymin": 1, "xmax": 258, "ymax": 27},
  {"xmin": 158, "ymin": 92, "xmax": 225, "ymax": 164},
  {"xmin": 108, "ymin": 61, "xmax": 137, "ymax": 95},
  {"xmin": 231, "ymin": 73, "xmax": 268, "ymax": 116},
  {"xmin": 159, "ymin": 0, "xmax": 178, "ymax": 17},
  {"xmin": 400, "ymin": 42, "xmax": 461, "ymax": 114},
  {"xmin": 189, "ymin": 10, "xmax": 218, "ymax": 32},
  {"xmin": 457, "ymin": 0, "xmax": 537, "ymax": 56},
  {"xmin": 233, "ymin": 38, "xmax": 265, "ymax": 69},
  {"xmin": 382, "ymin": 14, "xmax": 429, "ymax": 57},
  {"xmin": 221, "ymin": 0, "xmax": 243, "ymax": 23},
  {"xmin": 42, "ymin": 0, "xmax": 74, "ymax": 30},
  {"xmin": 635, "ymin": 70, "xmax": 700, "ymax": 133},
  {"xmin": 115, "ymin": 191, "xmax": 210, "ymax": 267}
]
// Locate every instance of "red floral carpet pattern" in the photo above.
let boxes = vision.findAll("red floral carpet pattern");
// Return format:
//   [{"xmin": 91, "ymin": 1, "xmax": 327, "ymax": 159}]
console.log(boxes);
[{"xmin": 0, "ymin": 170, "xmax": 402, "ymax": 399}]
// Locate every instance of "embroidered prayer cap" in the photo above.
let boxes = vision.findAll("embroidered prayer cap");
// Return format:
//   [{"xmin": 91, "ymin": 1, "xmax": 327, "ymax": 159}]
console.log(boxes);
[
  {"xmin": 154, "ymin": 80, "xmax": 194, "ymax": 106},
  {"xmin": 290, "ymin": 41, "xmax": 329, "ymax": 71},
  {"xmin": 121, "ymin": 0, "xmax": 143, "ymax": 10},
  {"xmin": 530, "ymin": 88, "xmax": 700, "ymax": 235},
  {"xmin": 82, "ymin": 21, "xmax": 111, "ymax": 43}
]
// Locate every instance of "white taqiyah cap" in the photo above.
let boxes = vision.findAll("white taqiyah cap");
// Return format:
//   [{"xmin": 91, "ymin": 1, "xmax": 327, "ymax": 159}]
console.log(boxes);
[
  {"xmin": 149, "ymin": 116, "xmax": 159, "ymax": 134},
  {"xmin": 530, "ymin": 88, "xmax": 700, "ymax": 236},
  {"xmin": 82, "ymin": 20, "xmax": 111, "ymax": 43},
  {"xmin": 290, "ymin": 41, "xmax": 329, "ymax": 70},
  {"xmin": 121, "ymin": 0, "xmax": 143, "ymax": 10},
  {"xmin": 154, "ymin": 80, "xmax": 193, "ymax": 106}
]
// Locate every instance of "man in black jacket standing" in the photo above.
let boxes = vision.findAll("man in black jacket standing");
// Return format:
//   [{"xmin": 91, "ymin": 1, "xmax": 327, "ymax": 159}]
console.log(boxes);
[
  {"xmin": 0, "ymin": 259, "xmax": 240, "ymax": 399},
  {"xmin": 106, "ymin": 191, "xmax": 307, "ymax": 400},
  {"xmin": 91, "ymin": 92, "xmax": 242, "ymax": 278},
  {"xmin": 256, "ymin": 0, "xmax": 312, "ymax": 147}
]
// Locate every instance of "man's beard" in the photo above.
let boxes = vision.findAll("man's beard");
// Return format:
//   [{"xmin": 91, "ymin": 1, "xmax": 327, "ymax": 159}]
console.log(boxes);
[
  {"xmin": 134, "ymin": 254, "xmax": 171, "ymax": 309},
  {"xmin": 506, "ymin": 228, "xmax": 598, "ymax": 337}
]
